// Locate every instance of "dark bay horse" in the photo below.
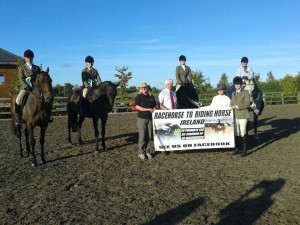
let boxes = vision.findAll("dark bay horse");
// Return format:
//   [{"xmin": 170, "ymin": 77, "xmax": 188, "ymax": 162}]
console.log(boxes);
[
  {"xmin": 67, "ymin": 81, "xmax": 119, "ymax": 152},
  {"xmin": 174, "ymin": 84, "xmax": 202, "ymax": 109},
  {"xmin": 10, "ymin": 68, "xmax": 53, "ymax": 167}
]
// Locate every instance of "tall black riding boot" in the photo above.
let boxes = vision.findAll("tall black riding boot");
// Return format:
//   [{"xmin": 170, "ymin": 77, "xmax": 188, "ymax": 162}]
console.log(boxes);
[
  {"xmin": 241, "ymin": 136, "xmax": 248, "ymax": 157},
  {"xmin": 15, "ymin": 104, "xmax": 22, "ymax": 125},
  {"xmin": 232, "ymin": 136, "xmax": 240, "ymax": 155}
]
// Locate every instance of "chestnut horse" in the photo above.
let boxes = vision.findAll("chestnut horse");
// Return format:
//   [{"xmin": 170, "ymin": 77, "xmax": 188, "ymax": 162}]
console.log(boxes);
[
  {"xmin": 67, "ymin": 81, "xmax": 119, "ymax": 152},
  {"xmin": 10, "ymin": 68, "xmax": 53, "ymax": 167}
]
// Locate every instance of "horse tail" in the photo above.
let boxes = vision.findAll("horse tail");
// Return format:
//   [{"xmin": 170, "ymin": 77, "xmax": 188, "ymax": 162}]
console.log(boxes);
[{"xmin": 10, "ymin": 95, "xmax": 19, "ymax": 137}]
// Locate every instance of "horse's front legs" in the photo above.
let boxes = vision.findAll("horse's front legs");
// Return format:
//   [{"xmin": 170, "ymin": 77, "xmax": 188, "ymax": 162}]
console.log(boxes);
[
  {"xmin": 24, "ymin": 126, "xmax": 30, "ymax": 157},
  {"xmin": 93, "ymin": 117, "xmax": 100, "ymax": 152},
  {"xmin": 40, "ymin": 127, "xmax": 46, "ymax": 164},
  {"xmin": 77, "ymin": 115, "xmax": 85, "ymax": 145},
  {"xmin": 101, "ymin": 116, "xmax": 108, "ymax": 151},
  {"xmin": 17, "ymin": 124, "xmax": 23, "ymax": 158},
  {"xmin": 27, "ymin": 125, "xmax": 37, "ymax": 167}
]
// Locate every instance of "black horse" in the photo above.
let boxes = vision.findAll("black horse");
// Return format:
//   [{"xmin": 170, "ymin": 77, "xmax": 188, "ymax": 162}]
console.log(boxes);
[
  {"xmin": 10, "ymin": 68, "xmax": 53, "ymax": 167},
  {"xmin": 173, "ymin": 84, "xmax": 201, "ymax": 109},
  {"xmin": 67, "ymin": 81, "xmax": 119, "ymax": 152}
]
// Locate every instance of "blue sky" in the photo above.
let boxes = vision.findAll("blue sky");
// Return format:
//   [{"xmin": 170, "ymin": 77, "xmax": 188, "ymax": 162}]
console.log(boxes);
[{"xmin": 1, "ymin": 0, "xmax": 300, "ymax": 89}]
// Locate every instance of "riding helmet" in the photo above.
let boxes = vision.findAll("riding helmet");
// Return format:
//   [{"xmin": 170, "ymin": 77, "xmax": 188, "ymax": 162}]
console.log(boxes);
[
  {"xmin": 241, "ymin": 56, "xmax": 248, "ymax": 63},
  {"xmin": 179, "ymin": 55, "xmax": 186, "ymax": 61},
  {"xmin": 24, "ymin": 49, "xmax": 34, "ymax": 58},
  {"xmin": 233, "ymin": 76, "xmax": 243, "ymax": 84},
  {"xmin": 217, "ymin": 83, "xmax": 226, "ymax": 90},
  {"xmin": 85, "ymin": 55, "xmax": 94, "ymax": 63}
]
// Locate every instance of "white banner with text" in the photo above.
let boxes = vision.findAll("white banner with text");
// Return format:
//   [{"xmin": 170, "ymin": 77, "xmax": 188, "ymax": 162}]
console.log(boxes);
[{"xmin": 152, "ymin": 107, "xmax": 235, "ymax": 151}]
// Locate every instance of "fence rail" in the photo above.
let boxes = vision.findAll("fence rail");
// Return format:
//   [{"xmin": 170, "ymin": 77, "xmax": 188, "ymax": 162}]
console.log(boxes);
[{"xmin": 1, "ymin": 92, "xmax": 299, "ymax": 117}]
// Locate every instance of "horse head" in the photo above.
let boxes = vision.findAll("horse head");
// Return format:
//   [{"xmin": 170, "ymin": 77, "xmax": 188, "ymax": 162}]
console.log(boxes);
[
  {"xmin": 34, "ymin": 67, "xmax": 54, "ymax": 104},
  {"xmin": 242, "ymin": 78, "xmax": 257, "ymax": 101},
  {"xmin": 93, "ymin": 81, "xmax": 119, "ymax": 112}
]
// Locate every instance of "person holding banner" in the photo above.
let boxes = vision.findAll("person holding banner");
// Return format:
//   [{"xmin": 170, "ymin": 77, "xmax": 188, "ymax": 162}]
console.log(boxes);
[
  {"xmin": 210, "ymin": 83, "xmax": 231, "ymax": 108},
  {"xmin": 159, "ymin": 79, "xmax": 177, "ymax": 110},
  {"xmin": 231, "ymin": 76, "xmax": 250, "ymax": 157},
  {"xmin": 135, "ymin": 83, "xmax": 156, "ymax": 160}
]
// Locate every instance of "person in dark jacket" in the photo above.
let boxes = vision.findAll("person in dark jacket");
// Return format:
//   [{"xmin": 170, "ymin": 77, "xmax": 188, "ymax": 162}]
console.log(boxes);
[
  {"xmin": 231, "ymin": 76, "xmax": 250, "ymax": 157},
  {"xmin": 15, "ymin": 49, "xmax": 40, "ymax": 125},
  {"xmin": 135, "ymin": 82, "xmax": 156, "ymax": 160},
  {"xmin": 80, "ymin": 55, "xmax": 102, "ymax": 115},
  {"xmin": 175, "ymin": 55, "xmax": 192, "ymax": 91}
]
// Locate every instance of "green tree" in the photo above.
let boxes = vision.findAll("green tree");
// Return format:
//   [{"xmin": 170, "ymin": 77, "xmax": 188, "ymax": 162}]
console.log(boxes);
[
  {"xmin": 295, "ymin": 72, "xmax": 300, "ymax": 91},
  {"xmin": 280, "ymin": 75, "xmax": 297, "ymax": 92},
  {"xmin": 192, "ymin": 70, "xmax": 212, "ymax": 93},
  {"xmin": 53, "ymin": 84, "xmax": 64, "ymax": 97},
  {"xmin": 219, "ymin": 73, "xmax": 229, "ymax": 88},
  {"xmin": 259, "ymin": 80, "xmax": 282, "ymax": 92},
  {"xmin": 64, "ymin": 82, "xmax": 74, "ymax": 97},
  {"xmin": 114, "ymin": 67, "xmax": 133, "ymax": 96},
  {"xmin": 266, "ymin": 71, "xmax": 275, "ymax": 82},
  {"xmin": 9, "ymin": 56, "xmax": 24, "ymax": 96}
]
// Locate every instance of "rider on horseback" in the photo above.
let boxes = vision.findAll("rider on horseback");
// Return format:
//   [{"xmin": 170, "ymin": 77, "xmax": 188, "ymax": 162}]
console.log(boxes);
[
  {"xmin": 175, "ymin": 55, "xmax": 193, "ymax": 91},
  {"xmin": 15, "ymin": 49, "xmax": 40, "ymax": 125},
  {"xmin": 236, "ymin": 56, "xmax": 254, "ymax": 81},
  {"xmin": 81, "ymin": 55, "xmax": 102, "ymax": 115}
]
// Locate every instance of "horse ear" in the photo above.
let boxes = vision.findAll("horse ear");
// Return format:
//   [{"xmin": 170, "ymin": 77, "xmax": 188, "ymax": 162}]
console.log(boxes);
[
  {"xmin": 114, "ymin": 81, "xmax": 121, "ymax": 87},
  {"xmin": 46, "ymin": 67, "xmax": 49, "ymax": 74},
  {"xmin": 36, "ymin": 67, "xmax": 41, "ymax": 74}
]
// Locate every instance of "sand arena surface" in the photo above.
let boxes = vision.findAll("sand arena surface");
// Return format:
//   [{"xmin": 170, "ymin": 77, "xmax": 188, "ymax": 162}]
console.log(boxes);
[{"xmin": 0, "ymin": 104, "xmax": 299, "ymax": 224}]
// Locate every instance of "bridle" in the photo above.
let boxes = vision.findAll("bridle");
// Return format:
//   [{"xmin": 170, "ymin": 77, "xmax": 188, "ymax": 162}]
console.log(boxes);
[{"xmin": 32, "ymin": 74, "xmax": 53, "ymax": 103}]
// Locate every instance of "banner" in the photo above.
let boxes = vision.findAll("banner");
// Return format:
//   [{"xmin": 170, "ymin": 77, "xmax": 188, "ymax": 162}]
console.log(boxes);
[{"xmin": 152, "ymin": 107, "xmax": 235, "ymax": 151}]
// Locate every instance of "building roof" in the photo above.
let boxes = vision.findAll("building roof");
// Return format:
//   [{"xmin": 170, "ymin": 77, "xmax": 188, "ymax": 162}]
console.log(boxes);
[{"xmin": 0, "ymin": 48, "xmax": 19, "ymax": 64}]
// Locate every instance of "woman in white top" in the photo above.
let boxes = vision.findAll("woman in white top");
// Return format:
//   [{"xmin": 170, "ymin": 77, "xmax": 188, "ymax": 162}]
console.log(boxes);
[{"xmin": 210, "ymin": 83, "xmax": 231, "ymax": 108}]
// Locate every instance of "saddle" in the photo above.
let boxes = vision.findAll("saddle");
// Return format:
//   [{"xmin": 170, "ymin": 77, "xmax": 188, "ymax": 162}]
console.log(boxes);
[{"xmin": 20, "ymin": 91, "xmax": 31, "ymax": 110}]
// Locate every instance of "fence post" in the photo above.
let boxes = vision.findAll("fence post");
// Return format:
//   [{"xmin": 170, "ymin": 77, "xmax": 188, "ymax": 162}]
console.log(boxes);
[{"xmin": 281, "ymin": 93, "xmax": 284, "ymax": 105}]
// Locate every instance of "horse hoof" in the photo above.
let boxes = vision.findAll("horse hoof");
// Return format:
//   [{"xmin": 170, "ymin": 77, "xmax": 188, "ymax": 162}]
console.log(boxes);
[
  {"xmin": 19, "ymin": 154, "xmax": 23, "ymax": 159},
  {"xmin": 31, "ymin": 162, "xmax": 37, "ymax": 167},
  {"xmin": 41, "ymin": 159, "xmax": 46, "ymax": 164},
  {"xmin": 79, "ymin": 141, "xmax": 84, "ymax": 145}
]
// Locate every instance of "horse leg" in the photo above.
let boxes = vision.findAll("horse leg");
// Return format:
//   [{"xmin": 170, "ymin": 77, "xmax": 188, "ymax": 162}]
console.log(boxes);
[
  {"xmin": 77, "ymin": 115, "xmax": 85, "ymax": 145},
  {"xmin": 93, "ymin": 117, "xmax": 100, "ymax": 152},
  {"xmin": 17, "ymin": 124, "xmax": 23, "ymax": 158},
  {"xmin": 40, "ymin": 127, "xmax": 46, "ymax": 164},
  {"xmin": 67, "ymin": 117, "xmax": 72, "ymax": 144},
  {"xmin": 253, "ymin": 113, "xmax": 260, "ymax": 141},
  {"xmin": 101, "ymin": 115, "xmax": 108, "ymax": 151},
  {"xmin": 24, "ymin": 126, "xmax": 30, "ymax": 157},
  {"xmin": 27, "ymin": 125, "xmax": 37, "ymax": 167}
]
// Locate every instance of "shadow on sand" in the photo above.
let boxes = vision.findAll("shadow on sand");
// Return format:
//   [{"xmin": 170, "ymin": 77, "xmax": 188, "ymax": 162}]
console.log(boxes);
[
  {"xmin": 142, "ymin": 197, "xmax": 204, "ymax": 225},
  {"xmin": 216, "ymin": 178, "xmax": 285, "ymax": 225}
]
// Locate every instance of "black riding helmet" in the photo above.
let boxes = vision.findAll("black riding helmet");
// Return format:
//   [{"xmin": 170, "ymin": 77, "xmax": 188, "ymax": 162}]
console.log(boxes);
[
  {"xmin": 233, "ymin": 76, "xmax": 243, "ymax": 84},
  {"xmin": 241, "ymin": 56, "xmax": 248, "ymax": 63},
  {"xmin": 85, "ymin": 55, "xmax": 94, "ymax": 63},
  {"xmin": 179, "ymin": 55, "xmax": 186, "ymax": 61},
  {"xmin": 24, "ymin": 49, "xmax": 34, "ymax": 58}
]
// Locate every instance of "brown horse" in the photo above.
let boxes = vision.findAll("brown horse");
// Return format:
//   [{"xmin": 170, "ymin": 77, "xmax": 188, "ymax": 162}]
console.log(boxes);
[
  {"xmin": 67, "ymin": 81, "xmax": 119, "ymax": 152},
  {"xmin": 10, "ymin": 68, "xmax": 53, "ymax": 167}
]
